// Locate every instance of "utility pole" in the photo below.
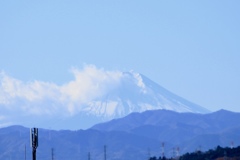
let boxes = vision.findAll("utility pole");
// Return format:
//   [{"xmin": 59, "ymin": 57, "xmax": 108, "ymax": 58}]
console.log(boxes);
[
  {"xmin": 161, "ymin": 142, "xmax": 165, "ymax": 158},
  {"xmin": 224, "ymin": 150, "xmax": 227, "ymax": 160},
  {"xmin": 30, "ymin": 128, "xmax": 38, "ymax": 160},
  {"xmin": 25, "ymin": 144, "xmax": 26, "ymax": 160},
  {"xmin": 147, "ymin": 148, "xmax": 151, "ymax": 159},
  {"xmin": 88, "ymin": 152, "xmax": 91, "ymax": 160},
  {"xmin": 231, "ymin": 141, "xmax": 234, "ymax": 149},
  {"xmin": 104, "ymin": 145, "xmax": 107, "ymax": 160},
  {"xmin": 176, "ymin": 147, "xmax": 180, "ymax": 160},
  {"xmin": 51, "ymin": 148, "xmax": 55, "ymax": 160},
  {"xmin": 172, "ymin": 147, "xmax": 175, "ymax": 159}
]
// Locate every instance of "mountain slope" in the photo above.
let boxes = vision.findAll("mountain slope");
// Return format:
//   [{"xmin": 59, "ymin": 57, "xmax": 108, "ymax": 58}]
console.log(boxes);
[{"xmin": 84, "ymin": 72, "xmax": 209, "ymax": 117}]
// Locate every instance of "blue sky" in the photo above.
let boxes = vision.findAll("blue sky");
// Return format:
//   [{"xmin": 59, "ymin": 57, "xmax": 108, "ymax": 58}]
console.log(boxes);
[{"xmin": 0, "ymin": 0, "xmax": 240, "ymax": 112}]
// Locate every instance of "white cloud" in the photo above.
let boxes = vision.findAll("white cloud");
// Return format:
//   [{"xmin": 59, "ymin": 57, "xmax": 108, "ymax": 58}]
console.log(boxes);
[
  {"xmin": 131, "ymin": 71, "xmax": 147, "ymax": 93},
  {"xmin": 59, "ymin": 65, "xmax": 123, "ymax": 114},
  {"xmin": 0, "ymin": 65, "xmax": 123, "ymax": 116},
  {"xmin": 0, "ymin": 71, "xmax": 59, "ymax": 103}
]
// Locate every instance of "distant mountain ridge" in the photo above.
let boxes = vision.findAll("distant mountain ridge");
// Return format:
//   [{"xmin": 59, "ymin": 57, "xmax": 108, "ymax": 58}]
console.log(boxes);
[
  {"xmin": 0, "ymin": 109, "xmax": 239, "ymax": 160},
  {"xmin": 91, "ymin": 109, "xmax": 240, "ymax": 132},
  {"xmin": 91, "ymin": 109, "xmax": 240, "ymax": 155}
]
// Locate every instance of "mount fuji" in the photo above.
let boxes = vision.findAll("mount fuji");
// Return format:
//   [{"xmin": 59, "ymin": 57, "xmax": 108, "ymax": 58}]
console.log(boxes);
[
  {"xmin": 81, "ymin": 71, "xmax": 209, "ymax": 118},
  {"xmin": 0, "ymin": 70, "xmax": 209, "ymax": 130}
]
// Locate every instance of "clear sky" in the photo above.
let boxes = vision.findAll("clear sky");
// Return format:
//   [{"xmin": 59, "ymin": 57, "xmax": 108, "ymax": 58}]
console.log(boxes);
[{"xmin": 0, "ymin": 0, "xmax": 240, "ymax": 112}]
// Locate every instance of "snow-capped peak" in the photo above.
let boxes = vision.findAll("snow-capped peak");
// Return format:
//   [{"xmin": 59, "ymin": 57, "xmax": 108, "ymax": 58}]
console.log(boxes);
[{"xmin": 82, "ymin": 71, "xmax": 209, "ymax": 120}]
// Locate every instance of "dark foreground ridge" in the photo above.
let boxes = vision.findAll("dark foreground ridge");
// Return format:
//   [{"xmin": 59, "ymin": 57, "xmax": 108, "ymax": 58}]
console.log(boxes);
[{"xmin": 149, "ymin": 145, "xmax": 240, "ymax": 160}]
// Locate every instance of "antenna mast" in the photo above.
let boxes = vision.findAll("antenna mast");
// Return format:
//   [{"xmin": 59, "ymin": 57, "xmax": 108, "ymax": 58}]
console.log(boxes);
[{"xmin": 30, "ymin": 128, "xmax": 38, "ymax": 160}]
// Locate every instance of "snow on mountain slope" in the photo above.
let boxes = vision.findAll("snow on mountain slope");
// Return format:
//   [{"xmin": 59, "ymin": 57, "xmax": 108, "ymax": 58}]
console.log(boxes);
[
  {"xmin": 0, "ymin": 67, "xmax": 209, "ymax": 129},
  {"xmin": 82, "ymin": 71, "xmax": 209, "ymax": 119}
]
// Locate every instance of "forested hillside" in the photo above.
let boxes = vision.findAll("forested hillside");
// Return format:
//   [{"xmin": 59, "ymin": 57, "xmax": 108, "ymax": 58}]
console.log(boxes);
[{"xmin": 149, "ymin": 146, "xmax": 240, "ymax": 160}]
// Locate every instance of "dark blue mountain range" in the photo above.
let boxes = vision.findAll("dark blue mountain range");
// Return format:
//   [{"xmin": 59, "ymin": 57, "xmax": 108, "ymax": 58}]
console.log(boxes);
[{"xmin": 0, "ymin": 109, "xmax": 240, "ymax": 160}]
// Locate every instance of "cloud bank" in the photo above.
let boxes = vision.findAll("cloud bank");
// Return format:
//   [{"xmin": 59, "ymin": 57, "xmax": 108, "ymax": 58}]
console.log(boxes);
[{"xmin": 0, "ymin": 65, "xmax": 123, "ymax": 116}]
